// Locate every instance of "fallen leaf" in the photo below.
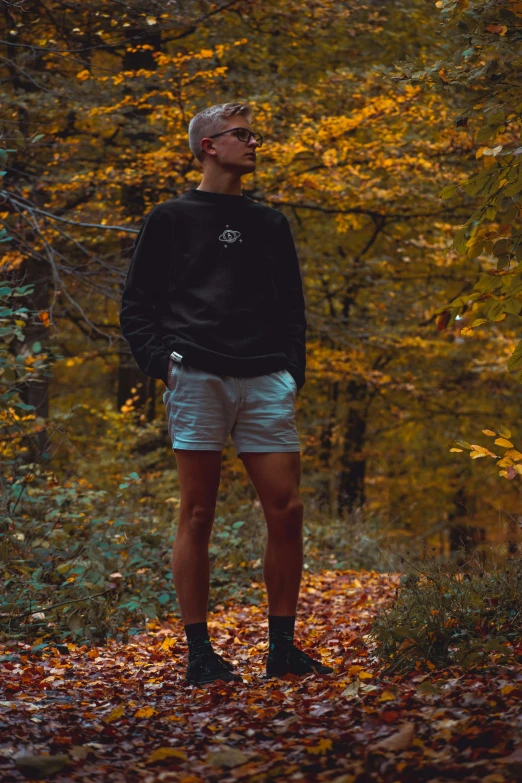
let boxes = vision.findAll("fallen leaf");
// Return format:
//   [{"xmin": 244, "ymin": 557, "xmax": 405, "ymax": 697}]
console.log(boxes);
[
  {"xmin": 146, "ymin": 747, "xmax": 187, "ymax": 764},
  {"xmin": 205, "ymin": 746, "xmax": 255, "ymax": 769},
  {"xmin": 104, "ymin": 704, "xmax": 125, "ymax": 723},
  {"xmin": 373, "ymin": 722, "xmax": 415, "ymax": 752},
  {"xmin": 135, "ymin": 706, "xmax": 157, "ymax": 718},
  {"xmin": 307, "ymin": 738, "xmax": 333, "ymax": 754},
  {"xmin": 14, "ymin": 753, "xmax": 72, "ymax": 778},
  {"xmin": 341, "ymin": 680, "xmax": 360, "ymax": 698}
]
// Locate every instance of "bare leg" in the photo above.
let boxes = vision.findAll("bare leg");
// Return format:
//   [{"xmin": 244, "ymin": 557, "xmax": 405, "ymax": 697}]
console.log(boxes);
[
  {"xmin": 263, "ymin": 510, "xmax": 304, "ymax": 614},
  {"xmin": 239, "ymin": 452, "xmax": 304, "ymax": 615},
  {"xmin": 171, "ymin": 449, "xmax": 223, "ymax": 625}
]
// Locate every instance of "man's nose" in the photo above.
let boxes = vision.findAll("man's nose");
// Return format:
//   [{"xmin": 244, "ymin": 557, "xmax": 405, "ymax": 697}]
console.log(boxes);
[{"xmin": 248, "ymin": 136, "xmax": 258, "ymax": 149}]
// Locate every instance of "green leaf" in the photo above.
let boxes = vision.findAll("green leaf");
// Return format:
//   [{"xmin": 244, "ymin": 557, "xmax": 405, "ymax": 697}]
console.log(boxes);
[
  {"xmin": 488, "ymin": 300, "xmax": 508, "ymax": 320},
  {"xmin": 453, "ymin": 227, "xmax": 469, "ymax": 255},
  {"xmin": 504, "ymin": 299, "xmax": 522, "ymax": 316},
  {"xmin": 476, "ymin": 125, "xmax": 498, "ymax": 144},
  {"xmin": 474, "ymin": 275, "xmax": 498, "ymax": 294},
  {"xmin": 30, "ymin": 642, "xmax": 51, "ymax": 653},
  {"xmin": 486, "ymin": 110, "xmax": 505, "ymax": 124},
  {"xmin": 503, "ymin": 175, "xmax": 522, "ymax": 198},
  {"xmin": 439, "ymin": 184, "xmax": 459, "ymax": 199},
  {"xmin": 462, "ymin": 651, "xmax": 485, "ymax": 670},
  {"xmin": 508, "ymin": 339, "xmax": 522, "ymax": 372},
  {"xmin": 16, "ymin": 402, "xmax": 36, "ymax": 411},
  {"xmin": 467, "ymin": 240, "xmax": 484, "ymax": 259},
  {"xmin": 484, "ymin": 637, "xmax": 509, "ymax": 653}
]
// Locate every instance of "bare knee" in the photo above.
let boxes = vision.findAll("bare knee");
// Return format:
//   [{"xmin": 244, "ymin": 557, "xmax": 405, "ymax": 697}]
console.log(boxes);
[
  {"xmin": 179, "ymin": 505, "xmax": 215, "ymax": 538},
  {"xmin": 267, "ymin": 499, "xmax": 304, "ymax": 539}
]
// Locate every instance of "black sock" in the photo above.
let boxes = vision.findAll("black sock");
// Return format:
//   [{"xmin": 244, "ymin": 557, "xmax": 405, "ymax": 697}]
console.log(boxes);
[
  {"xmin": 268, "ymin": 614, "xmax": 296, "ymax": 656},
  {"xmin": 184, "ymin": 621, "xmax": 213, "ymax": 661}
]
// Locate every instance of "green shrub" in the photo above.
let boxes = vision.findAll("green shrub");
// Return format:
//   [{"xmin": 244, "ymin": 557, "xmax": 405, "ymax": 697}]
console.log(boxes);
[
  {"xmin": 0, "ymin": 462, "xmax": 271, "ymax": 649},
  {"xmin": 369, "ymin": 549, "xmax": 522, "ymax": 675}
]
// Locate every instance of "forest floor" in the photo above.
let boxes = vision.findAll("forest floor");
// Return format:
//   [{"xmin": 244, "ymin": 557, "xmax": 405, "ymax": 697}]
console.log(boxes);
[{"xmin": 1, "ymin": 569, "xmax": 522, "ymax": 783}]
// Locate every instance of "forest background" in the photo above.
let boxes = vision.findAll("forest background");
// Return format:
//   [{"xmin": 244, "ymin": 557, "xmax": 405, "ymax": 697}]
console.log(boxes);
[{"xmin": 2, "ymin": 0, "xmax": 522, "ymax": 649}]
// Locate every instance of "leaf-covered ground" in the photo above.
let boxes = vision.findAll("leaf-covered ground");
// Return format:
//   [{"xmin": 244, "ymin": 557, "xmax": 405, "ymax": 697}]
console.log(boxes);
[{"xmin": 1, "ymin": 570, "xmax": 522, "ymax": 783}]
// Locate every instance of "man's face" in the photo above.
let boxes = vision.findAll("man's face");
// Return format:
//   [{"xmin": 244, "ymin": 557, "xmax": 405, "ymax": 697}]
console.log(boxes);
[{"xmin": 201, "ymin": 116, "xmax": 259, "ymax": 173}]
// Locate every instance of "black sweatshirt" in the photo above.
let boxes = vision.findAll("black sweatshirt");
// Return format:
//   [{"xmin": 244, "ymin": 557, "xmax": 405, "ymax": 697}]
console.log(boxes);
[{"xmin": 119, "ymin": 188, "xmax": 307, "ymax": 391}]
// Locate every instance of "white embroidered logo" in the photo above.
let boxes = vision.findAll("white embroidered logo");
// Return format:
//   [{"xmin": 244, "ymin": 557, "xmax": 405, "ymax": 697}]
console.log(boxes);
[{"xmin": 219, "ymin": 225, "xmax": 242, "ymax": 245}]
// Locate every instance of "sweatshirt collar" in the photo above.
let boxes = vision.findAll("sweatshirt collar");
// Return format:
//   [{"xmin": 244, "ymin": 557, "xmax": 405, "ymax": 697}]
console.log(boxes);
[{"xmin": 185, "ymin": 187, "xmax": 249, "ymax": 205}]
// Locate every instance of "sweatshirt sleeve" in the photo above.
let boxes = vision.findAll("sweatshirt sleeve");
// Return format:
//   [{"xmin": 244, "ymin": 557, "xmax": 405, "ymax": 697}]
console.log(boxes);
[
  {"xmin": 274, "ymin": 213, "xmax": 307, "ymax": 392},
  {"xmin": 119, "ymin": 205, "xmax": 174, "ymax": 385}
]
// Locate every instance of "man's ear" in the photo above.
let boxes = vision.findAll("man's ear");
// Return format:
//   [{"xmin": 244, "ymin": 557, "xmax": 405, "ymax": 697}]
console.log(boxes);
[{"xmin": 200, "ymin": 138, "xmax": 216, "ymax": 157}]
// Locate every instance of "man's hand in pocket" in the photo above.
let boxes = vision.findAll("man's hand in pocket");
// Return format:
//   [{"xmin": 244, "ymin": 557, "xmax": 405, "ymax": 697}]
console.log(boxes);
[{"xmin": 166, "ymin": 357, "xmax": 174, "ymax": 388}]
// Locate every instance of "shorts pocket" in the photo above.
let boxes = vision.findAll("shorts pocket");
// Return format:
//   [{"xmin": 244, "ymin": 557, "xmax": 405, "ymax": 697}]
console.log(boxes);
[
  {"xmin": 282, "ymin": 369, "xmax": 297, "ymax": 395},
  {"xmin": 167, "ymin": 361, "xmax": 182, "ymax": 390}
]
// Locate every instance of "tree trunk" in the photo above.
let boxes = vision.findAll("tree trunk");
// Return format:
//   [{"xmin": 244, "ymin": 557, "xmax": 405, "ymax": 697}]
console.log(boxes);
[
  {"xmin": 337, "ymin": 379, "xmax": 369, "ymax": 516},
  {"xmin": 447, "ymin": 486, "xmax": 486, "ymax": 566},
  {"xmin": 316, "ymin": 379, "xmax": 339, "ymax": 514}
]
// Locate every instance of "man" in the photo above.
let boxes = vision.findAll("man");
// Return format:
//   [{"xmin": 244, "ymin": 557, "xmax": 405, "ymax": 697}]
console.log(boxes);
[{"xmin": 120, "ymin": 101, "xmax": 333, "ymax": 685}]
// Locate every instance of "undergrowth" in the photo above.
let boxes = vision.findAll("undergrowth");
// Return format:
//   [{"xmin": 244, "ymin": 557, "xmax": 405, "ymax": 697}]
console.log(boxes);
[
  {"xmin": 1, "ymin": 452, "xmax": 395, "ymax": 653},
  {"xmin": 370, "ymin": 548, "xmax": 522, "ymax": 675}
]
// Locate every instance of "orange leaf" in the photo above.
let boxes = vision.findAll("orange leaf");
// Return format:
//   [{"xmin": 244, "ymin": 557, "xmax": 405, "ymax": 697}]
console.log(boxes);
[
  {"xmin": 495, "ymin": 437, "xmax": 514, "ymax": 448},
  {"xmin": 135, "ymin": 706, "xmax": 157, "ymax": 718}
]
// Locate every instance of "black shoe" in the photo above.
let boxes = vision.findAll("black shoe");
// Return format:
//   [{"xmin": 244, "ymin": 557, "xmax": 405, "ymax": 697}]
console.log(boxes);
[
  {"xmin": 185, "ymin": 648, "xmax": 243, "ymax": 686},
  {"xmin": 266, "ymin": 645, "xmax": 334, "ymax": 677}
]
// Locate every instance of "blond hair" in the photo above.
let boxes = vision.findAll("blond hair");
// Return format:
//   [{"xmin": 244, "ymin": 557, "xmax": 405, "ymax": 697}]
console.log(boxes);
[{"xmin": 188, "ymin": 102, "xmax": 253, "ymax": 162}]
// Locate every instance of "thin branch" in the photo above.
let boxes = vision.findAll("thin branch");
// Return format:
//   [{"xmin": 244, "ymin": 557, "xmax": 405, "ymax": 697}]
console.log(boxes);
[
  {"xmin": 14, "ymin": 588, "xmax": 116, "ymax": 620},
  {"xmin": 2, "ymin": 192, "xmax": 139, "ymax": 232},
  {"xmin": 256, "ymin": 197, "xmax": 470, "ymax": 223},
  {"xmin": 0, "ymin": 54, "xmax": 50, "ymax": 91},
  {"xmin": 12, "ymin": 201, "xmax": 116, "ymax": 339}
]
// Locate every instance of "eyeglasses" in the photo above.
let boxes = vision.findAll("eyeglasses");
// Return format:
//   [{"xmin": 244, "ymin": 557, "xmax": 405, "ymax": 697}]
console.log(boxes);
[{"xmin": 208, "ymin": 127, "xmax": 263, "ymax": 147}]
